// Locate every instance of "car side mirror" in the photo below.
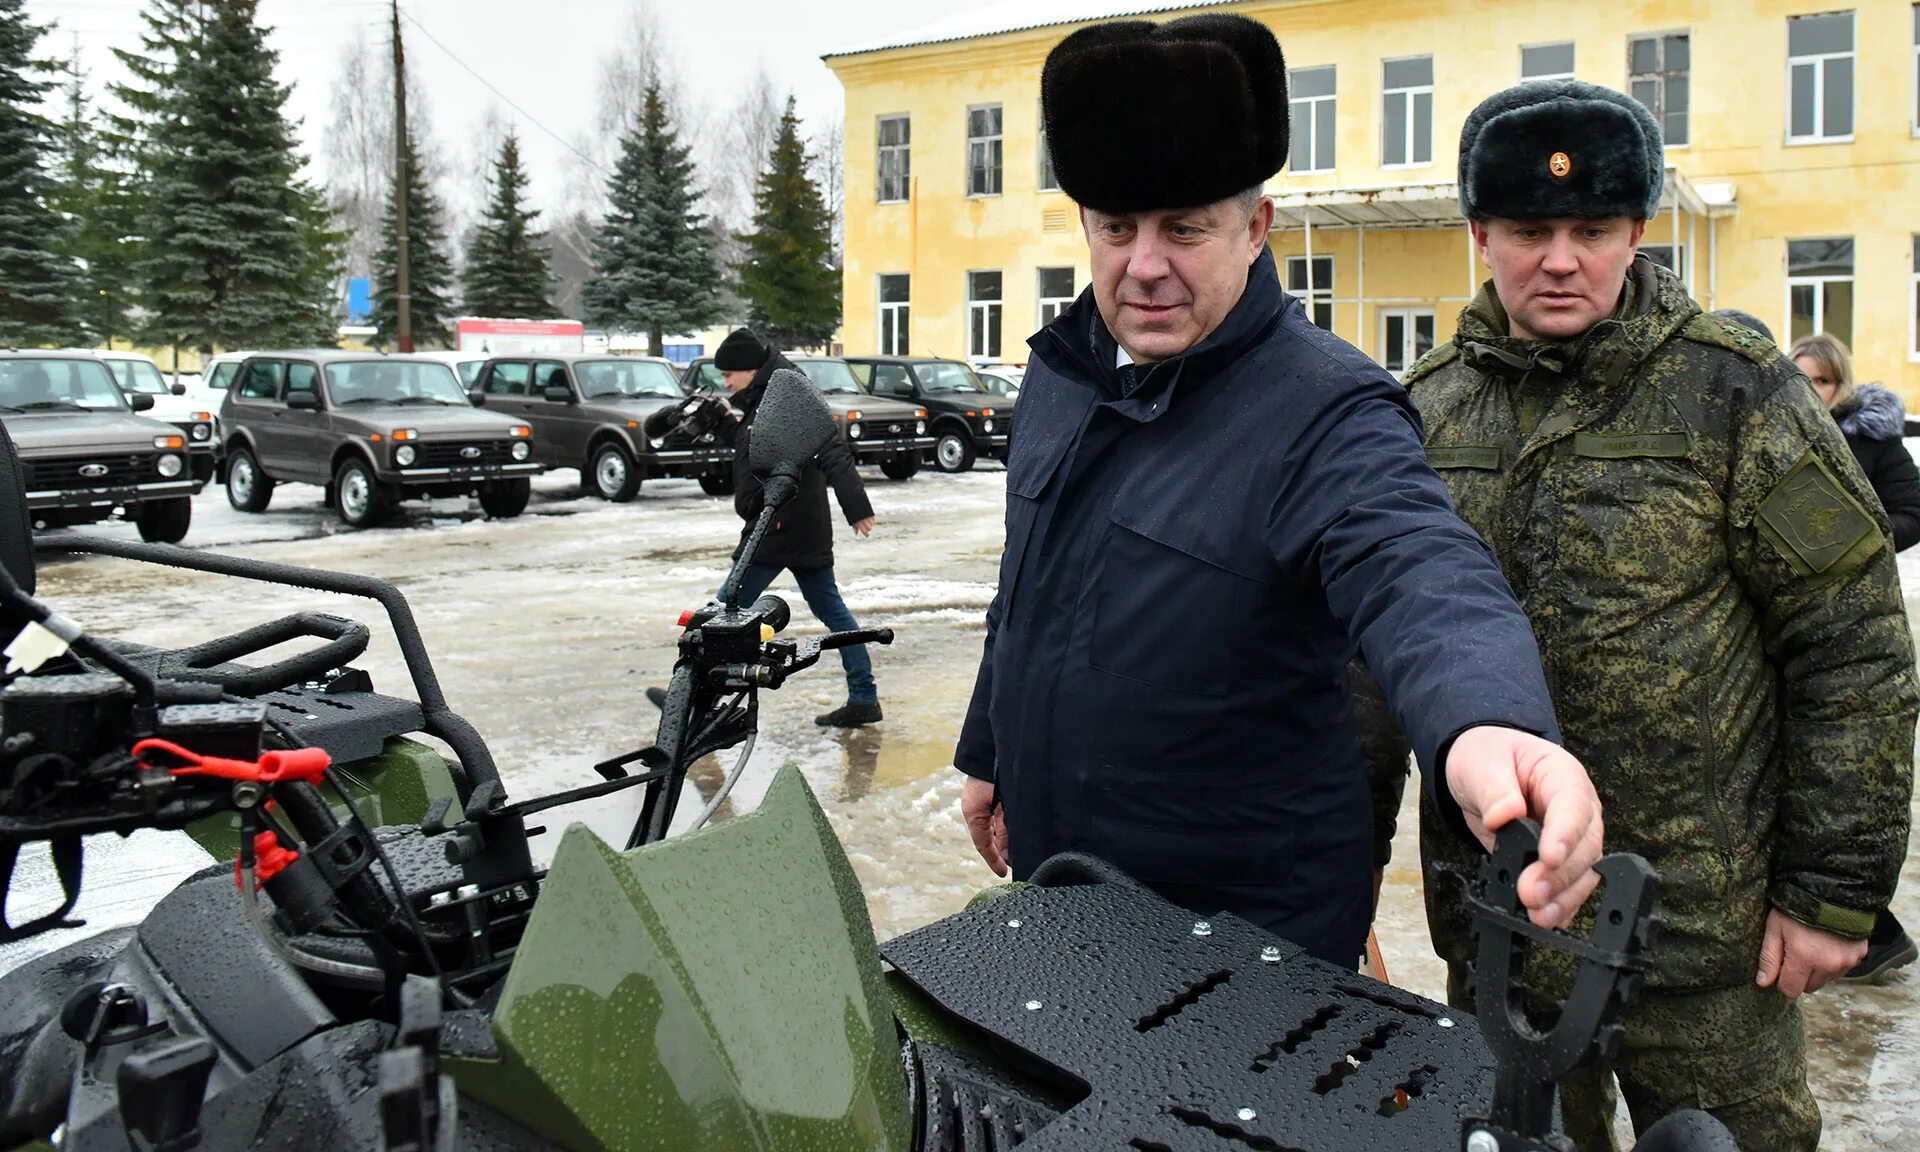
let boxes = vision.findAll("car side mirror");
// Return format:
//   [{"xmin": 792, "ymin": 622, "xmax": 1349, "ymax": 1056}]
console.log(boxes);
[
  {"xmin": 468, "ymin": 389, "xmax": 486, "ymax": 407},
  {"xmin": 749, "ymin": 369, "xmax": 837, "ymax": 474},
  {"xmin": 542, "ymin": 384, "xmax": 575, "ymax": 404},
  {"xmin": 286, "ymin": 391, "xmax": 321, "ymax": 411},
  {"xmin": 169, "ymin": 382, "xmax": 186, "ymax": 396},
  {"xmin": 127, "ymin": 393, "xmax": 155, "ymax": 412}
]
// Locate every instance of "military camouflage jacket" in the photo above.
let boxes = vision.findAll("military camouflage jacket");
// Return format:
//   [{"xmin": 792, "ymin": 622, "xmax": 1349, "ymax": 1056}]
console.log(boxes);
[{"xmin": 1399, "ymin": 256, "xmax": 1917, "ymax": 989}]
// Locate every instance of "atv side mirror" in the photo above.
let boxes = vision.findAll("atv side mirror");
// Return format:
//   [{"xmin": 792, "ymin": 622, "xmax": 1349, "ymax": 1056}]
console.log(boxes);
[{"xmin": 748, "ymin": 369, "xmax": 836, "ymax": 474}]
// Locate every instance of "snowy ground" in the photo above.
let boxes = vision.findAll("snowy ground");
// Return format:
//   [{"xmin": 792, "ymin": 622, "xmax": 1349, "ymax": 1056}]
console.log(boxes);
[{"xmin": 26, "ymin": 460, "xmax": 1920, "ymax": 1149}]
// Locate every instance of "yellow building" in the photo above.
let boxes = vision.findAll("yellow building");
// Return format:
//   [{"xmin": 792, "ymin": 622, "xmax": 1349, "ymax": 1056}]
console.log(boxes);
[{"xmin": 825, "ymin": 0, "xmax": 1920, "ymax": 399}]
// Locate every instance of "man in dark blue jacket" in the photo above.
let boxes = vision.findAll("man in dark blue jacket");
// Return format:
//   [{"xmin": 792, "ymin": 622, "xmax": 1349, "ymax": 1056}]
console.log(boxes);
[{"xmin": 953, "ymin": 13, "xmax": 1606, "ymax": 968}]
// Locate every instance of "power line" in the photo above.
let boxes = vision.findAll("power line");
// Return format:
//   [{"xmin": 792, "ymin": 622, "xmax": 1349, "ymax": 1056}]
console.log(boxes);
[{"xmin": 395, "ymin": 7, "xmax": 604, "ymax": 176}]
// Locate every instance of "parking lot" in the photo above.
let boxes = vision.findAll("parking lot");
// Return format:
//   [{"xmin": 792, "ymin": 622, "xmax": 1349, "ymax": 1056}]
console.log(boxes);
[{"xmin": 30, "ymin": 463, "xmax": 1920, "ymax": 1149}]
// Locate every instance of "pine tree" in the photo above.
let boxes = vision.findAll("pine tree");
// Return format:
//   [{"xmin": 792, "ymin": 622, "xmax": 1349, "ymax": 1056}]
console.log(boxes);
[
  {"xmin": 462, "ymin": 134, "xmax": 551, "ymax": 317},
  {"xmin": 584, "ymin": 82, "xmax": 719, "ymax": 356},
  {"xmin": 131, "ymin": 0, "xmax": 342, "ymax": 352},
  {"xmin": 0, "ymin": 0, "xmax": 83, "ymax": 346},
  {"xmin": 371, "ymin": 124, "xmax": 456, "ymax": 347},
  {"xmin": 47, "ymin": 50, "xmax": 140, "ymax": 345},
  {"xmin": 733, "ymin": 96, "xmax": 839, "ymax": 351}
]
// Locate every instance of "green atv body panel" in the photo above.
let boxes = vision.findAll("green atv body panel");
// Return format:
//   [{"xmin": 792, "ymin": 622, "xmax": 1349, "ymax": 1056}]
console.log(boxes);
[
  {"xmin": 448, "ymin": 765, "xmax": 913, "ymax": 1152},
  {"xmin": 186, "ymin": 736, "xmax": 458, "ymax": 860}
]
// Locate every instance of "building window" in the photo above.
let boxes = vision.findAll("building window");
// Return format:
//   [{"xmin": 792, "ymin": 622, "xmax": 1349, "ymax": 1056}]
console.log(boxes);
[
  {"xmin": 1382, "ymin": 56, "xmax": 1433, "ymax": 168},
  {"xmin": 967, "ymin": 105, "xmax": 1003, "ymax": 197},
  {"xmin": 1910, "ymin": 235, "xmax": 1919, "ymax": 359},
  {"xmin": 968, "ymin": 270, "xmax": 1002, "ymax": 359},
  {"xmin": 1289, "ymin": 66, "xmax": 1336, "ymax": 173},
  {"xmin": 1521, "ymin": 42, "xmax": 1575, "ymax": 81},
  {"xmin": 1628, "ymin": 33, "xmax": 1690, "ymax": 147},
  {"xmin": 878, "ymin": 274, "xmax": 910, "ymax": 356},
  {"xmin": 1912, "ymin": 4, "xmax": 1918, "ymax": 134},
  {"xmin": 1285, "ymin": 255, "xmax": 1334, "ymax": 329},
  {"xmin": 876, "ymin": 115, "xmax": 910, "ymax": 203},
  {"xmin": 1641, "ymin": 243, "xmax": 1687, "ymax": 282},
  {"xmin": 1037, "ymin": 267, "xmax": 1075, "ymax": 327},
  {"xmin": 1787, "ymin": 11, "xmax": 1854, "ymax": 143},
  {"xmin": 1787, "ymin": 238, "xmax": 1854, "ymax": 346},
  {"xmin": 1038, "ymin": 103, "xmax": 1058, "ymax": 192},
  {"xmin": 1380, "ymin": 309, "xmax": 1436, "ymax": 376}
]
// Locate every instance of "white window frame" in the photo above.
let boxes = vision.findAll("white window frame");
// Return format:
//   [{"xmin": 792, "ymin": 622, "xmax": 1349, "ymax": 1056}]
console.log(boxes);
[
  {"xmin": 1378, "ymin": 308, "xmax": 1437, "ymax": 377},
  {"xmin": 1911, "ymin": 3, "xmax": 1919, "ymax": 137},
  {"xmin": 1784, "ymin": 237, "xmax": 1854, "ymax": 347},
  {"xmin": 966, "ymin": 104, "xmax": 1003, "ymax": 198},
  {"xmin": 1519, "ymin": 41, "xmax": 1575, "ymax": 81},
  {"xmin": 1908, "ymin": 234, "xmax": 1919, "ymax": 362},
  {"xmin": 1381, "ymin": 56, "xmax": 1434, "ymax": 169},
  {"xmin": 967, "ymin": 270, "xmax": 1003, "ymax": 360},
  {"xmin": 1640, "ymin": 243, "xmax": 1687, "ymax": 282},
  {"xmin": 876, "ymin": 114, "xmax": 910, "ymax": 203},
  {"xmin": 1284, "ymin": 255, "xmax": 1335, "ymax": 329},
  {"xmin": 1036, "ymin": 267, "xmax": 1075, "ymax": 328},
  {"xmin": 1786, "ymin": 11, "xmax": 1855, "ymax": 146},
  {"xmin": 1038, "ymin": 101, "xmax": 1059, "ymax": 192},
  {"xmin": 1289, "ymin": 66, "xmax": 1337, "ymax": 174},
  {"xmin": 877, "ymin": 273, "xmax": 909, "ymax": 357},
  {"xmin": 1627, "ymin": 30, "xmax": 1691, "ymax": 148}
]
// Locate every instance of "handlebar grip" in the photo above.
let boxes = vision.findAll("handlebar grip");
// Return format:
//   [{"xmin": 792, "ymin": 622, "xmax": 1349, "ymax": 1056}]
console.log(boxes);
[
  {"xmin": 818, "ymin": 627, "xmax": 893, "ymax": 651},
  {"xmin": 750, "ymin": 595, "xmax": 791, "ymax": 633}
]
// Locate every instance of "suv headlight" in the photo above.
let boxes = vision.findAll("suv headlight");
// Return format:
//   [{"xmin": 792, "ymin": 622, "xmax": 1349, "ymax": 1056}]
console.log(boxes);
[
  {"xmin": 395, "ymin": 444, "xmax": 417, "ymax": 467},
  {"xmin": 156, "ymin": 453, "xmax": 183, "ymax": 478},
  {"xmin": 511, "ymin": 440, "xmax": 531, "ymax": 460},
  {"xmin": 190, "ymin": 423, "xmax": 211, "ymax": 441},
  {"xmin": 982, "ymin": 419, "xmax": 995, "ymax": 434},
  {"xmin": 847, "ymin": 421, "xmax": 862, "ymax": 440},
  {"xmin": 915, "ymin": 420, "xmax": 926, "ymax": 435}
]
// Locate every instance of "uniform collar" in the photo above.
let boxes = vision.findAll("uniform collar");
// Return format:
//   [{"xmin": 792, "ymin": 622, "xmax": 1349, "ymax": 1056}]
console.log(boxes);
[{"xmin": 1453, "ymin": 255, "xmax": 1694, "ymax": 392}]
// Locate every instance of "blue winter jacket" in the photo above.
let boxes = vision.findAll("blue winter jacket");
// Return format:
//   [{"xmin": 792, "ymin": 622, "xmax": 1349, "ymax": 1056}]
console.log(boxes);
[{"xmin": 953, "ymin": 247, "xmax": 1561, "ymax": 966}]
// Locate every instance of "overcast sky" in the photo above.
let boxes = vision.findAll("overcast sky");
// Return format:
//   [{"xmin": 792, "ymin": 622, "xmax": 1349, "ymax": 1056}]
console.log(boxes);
[{"xmin": 27, "ymin": 0, "xmax": 965, "ymax": 210}]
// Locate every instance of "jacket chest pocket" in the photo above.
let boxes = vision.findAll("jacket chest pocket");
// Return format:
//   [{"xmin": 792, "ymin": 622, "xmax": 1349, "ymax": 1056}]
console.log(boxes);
[
  {"xmin": 1000, "ymin": 376, "xmax": 1090, "ymax": 581},
  {"xmin": 1089, "ymin": 511, "xmax": 1264, "ymax": 697},
  {"xmin": 1553, "ymin": 431, "xmax": 1724, "ymax": 594}
]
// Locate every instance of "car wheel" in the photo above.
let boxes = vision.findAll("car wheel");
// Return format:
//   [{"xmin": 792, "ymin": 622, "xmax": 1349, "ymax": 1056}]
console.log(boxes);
[
  {"xmin": 134, "ymin": 497, "xmax": 192, "ymax": 544},
  {"xmin": 880, "ymin": 458, "xmax": 920, "ymax": 481},
  {"xmin": 224, "ymin": 446, "xmax": 273, "ymax": 512},
  {"xmin": 479, "ymin": 478, "xmax": 531, "ymax": 518},
  {"xmin": 589, "ymin": 441, "xmax": 641, "ymax": 502},
  {"xmin": 698, "ymin": 472, "xmax": 735, "ymax": 496},
  {"xmin": 333, "ymin": 456, "xmax": 394, "ymax": 527},
  {"xmin": 934, "ymin": 431, "xmax": 976, "ymax": 473}
]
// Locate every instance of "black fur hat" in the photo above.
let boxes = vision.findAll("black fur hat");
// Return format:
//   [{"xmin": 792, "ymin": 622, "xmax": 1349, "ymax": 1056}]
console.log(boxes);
[
  {"xmin": 1458, "ymin": 80, "xmax": 1664, "ymax": 222},
  {"xmin": 1041, "ymin": 13, "xmax": 1287, "ymax": 213}
]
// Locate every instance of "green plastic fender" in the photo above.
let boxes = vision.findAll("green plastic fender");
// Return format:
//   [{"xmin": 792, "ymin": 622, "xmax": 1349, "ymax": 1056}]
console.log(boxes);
[{"xmin": 449, "ymin": 765, "xmax": 913, "ymax": 1152}]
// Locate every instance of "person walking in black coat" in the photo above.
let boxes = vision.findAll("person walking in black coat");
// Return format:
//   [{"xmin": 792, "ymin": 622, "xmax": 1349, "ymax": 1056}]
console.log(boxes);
[
  {"xmin": 1790, "ymin": 330, "xmax": 1920, "ymax": 982},
  {"xmin": 713, "ymin": 328, "xmax": 882, "ymax": 727}
]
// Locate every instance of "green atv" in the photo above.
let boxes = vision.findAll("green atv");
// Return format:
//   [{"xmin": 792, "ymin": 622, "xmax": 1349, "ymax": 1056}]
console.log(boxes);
[{"xmin": 0, "ymin": 372, "xmax": 1735, "ymax": 1152}]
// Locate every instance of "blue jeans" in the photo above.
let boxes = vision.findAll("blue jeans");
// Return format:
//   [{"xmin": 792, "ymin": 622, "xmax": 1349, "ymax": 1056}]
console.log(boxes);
[{"xmin": 729, "ymin": 563, "xmax": 877, "ymax": 705}]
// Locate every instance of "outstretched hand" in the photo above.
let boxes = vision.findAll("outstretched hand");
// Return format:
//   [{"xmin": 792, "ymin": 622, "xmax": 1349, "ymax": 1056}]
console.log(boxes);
[{"xmin": 1444, "ymin": 725, "xmax": 1604, "ymax": 930}]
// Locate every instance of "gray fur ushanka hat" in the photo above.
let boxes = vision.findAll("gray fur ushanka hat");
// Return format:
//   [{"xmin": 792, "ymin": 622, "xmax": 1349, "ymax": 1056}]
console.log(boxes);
[{"xmin": 1458, "ymin": 80, "xmax": 1664, "ymax": 221}]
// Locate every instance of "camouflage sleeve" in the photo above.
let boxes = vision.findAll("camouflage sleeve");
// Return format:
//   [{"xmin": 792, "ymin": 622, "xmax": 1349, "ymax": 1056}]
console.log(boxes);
[
  {"xmin": 1727, "ymin": 375, "xmax": 1920, "ymax": 937},
  {"xmin": 1349, "ymin": 659, "xmax": 1413, "ymax": 868}
]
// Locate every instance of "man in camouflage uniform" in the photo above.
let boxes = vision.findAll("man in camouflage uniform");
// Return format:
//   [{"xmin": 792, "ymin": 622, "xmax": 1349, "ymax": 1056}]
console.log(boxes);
[{"xmin": 1375, "ymin": 81, "xmax": 1918, "ymax": 1150}]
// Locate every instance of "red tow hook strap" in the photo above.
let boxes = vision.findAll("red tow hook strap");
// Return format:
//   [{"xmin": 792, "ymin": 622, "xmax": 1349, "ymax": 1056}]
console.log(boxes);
[
  {"xmin": 234, "ymin": 830, "xmax": 301, "ymax": 891},
  {"xmin": 131, "ymin": 738, "xmax": 332, "ymax": 784}
]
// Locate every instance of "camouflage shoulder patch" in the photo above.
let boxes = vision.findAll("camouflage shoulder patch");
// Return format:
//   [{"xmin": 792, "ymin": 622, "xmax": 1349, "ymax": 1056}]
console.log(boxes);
[
  {"xmin": 1677, "ymin": 313, "xmax": 1773, "ymax": 365},
  {"xmin": 1401, "ymin": 341, "xmax": 1459, "ymax": 388},
  {"xmin": 1756, "ymin": 449, "xmax": 1882, "ymax": 579}
]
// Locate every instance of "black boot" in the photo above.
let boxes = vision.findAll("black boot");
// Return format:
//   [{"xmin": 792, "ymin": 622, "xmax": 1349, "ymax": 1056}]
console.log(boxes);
[
  {"xmin": 1842, "ymin": 911, "xmax": 1916, "ymax": 983},
  {"xmin": 815, "ymin": 701, "xmax": 882, "ymax": 728}
]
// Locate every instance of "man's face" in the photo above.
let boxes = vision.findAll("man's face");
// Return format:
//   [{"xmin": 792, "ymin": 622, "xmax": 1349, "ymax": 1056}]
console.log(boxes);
[
  {"xmin": 720, "ymin": 368, "xmax": 756, "ymax": 394},
  {"xmin": 1082, "ymin": 194, "xmax": 1274, "ymax": 364},
  {"xmin": 1473, "ymin": 217, "xmax": 1647, "ymax": 342}
]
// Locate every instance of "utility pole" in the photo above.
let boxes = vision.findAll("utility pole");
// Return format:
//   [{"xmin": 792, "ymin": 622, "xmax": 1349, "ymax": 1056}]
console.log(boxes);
[{"xmin": 391, "ymin": 0, "xmax": 412, "ymax": 352}]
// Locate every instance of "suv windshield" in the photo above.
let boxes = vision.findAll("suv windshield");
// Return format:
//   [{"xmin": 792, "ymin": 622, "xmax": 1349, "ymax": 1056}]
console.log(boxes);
[
  {"xmin": 0, "ymin": 358, "xmax": 127, "ymax": 411},
  {"xmin": 794, "ymin": 360, "xmax": 865, "ymax": 394},
  {"xmin": 918, "ymin": 361, "xmax": 987, "ymax": 393},
  {"xmin": 577, "ymin": 359, "xmax": 681, "ymax": 398},
  {"xmin": 104, "ymin": 358, "xmax": 171, "ymax": 395},
  {"xmin": 324, "ymin": 360, "xmax": 469, "ymax": 405}
]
